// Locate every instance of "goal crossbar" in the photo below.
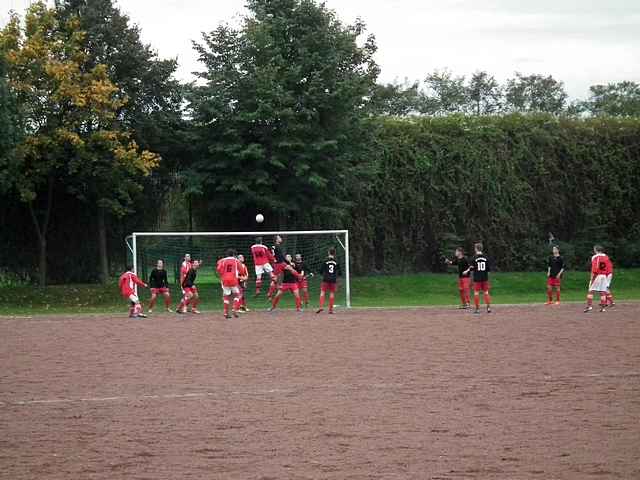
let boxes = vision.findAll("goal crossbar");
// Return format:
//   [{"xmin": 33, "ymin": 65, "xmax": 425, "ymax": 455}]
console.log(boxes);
[{"xmin": 128, "ymin": 230, "xmax": 351, "ymax": 308}]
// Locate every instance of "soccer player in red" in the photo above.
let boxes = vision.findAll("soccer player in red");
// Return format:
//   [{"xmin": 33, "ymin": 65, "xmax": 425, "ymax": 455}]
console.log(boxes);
[
  {"xmin": 237, "ymin": 254, "xmax": 250, "ymax": 312},
  {"xmin": 546, "ymin": 246, "xmax": 565, "ymax": 305},
  {"xmin": 179, "ymin": 253, "xmax": 192, "ymax": 291},
  {"xmin": 119, "ymin": 266, "xmax": 148, "ymax": 318},
  {"xmin": 605, "ymin": 252, "xmax": 615, "ymax": 307},
  {"xmin": 176, "ymin": 260, "xmax": 201, "ymax": 314},
  {"xmin": 148, "ymin": 259, "xmax": 172, "ymax": 313},
  {"xmin": 269, "ymin": 254, "xmax": 304, "ymax": 312},
  {"xmin": 470, "ymin": 242, "xmax": 491, "ymax": 314},
  {"xmin": 250, "ymin": 237, "xmax": 274, "ymax": 296},
  {"xmin": 217, "ymin": 249, "xmax": 241, "ymax": 319},
  {"xmin": 316, "ymin": 248, "xmax": 342, "ymax": 314},
  {"xmin": 294, "ymin": 253, "xmax": 310, "ymax": 308},
  {"xmin": 445, "ymin": 247, "xmax": 472, "ymax": 309},
  {"xmin": 585, "ymin": 245, "xmax": 612, "ymax": 313}
]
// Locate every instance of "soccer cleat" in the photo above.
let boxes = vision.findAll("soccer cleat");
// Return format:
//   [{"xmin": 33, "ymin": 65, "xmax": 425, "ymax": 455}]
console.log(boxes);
[
  {"xmin": 599, "ymin": 305, "xmax": 607, "ymax": 313},
  {"xmin": 267, "ymin": 307, "xmax": 274, "ymax": 312},
  {"xmin": 328, "ymin": 310, "xmax": 334, "ymax": 314},
  {"xmin": 176, "ymin": 309, "xmax": 185, "ymax": 314},
  {"xmin": 555, "ymin": 301, "xmax": 560, "ymax": 305},
  {"xmin": 191, "ymin": 309, "xmax": 201, "ymax": 314},
  {"xmin": 458, "ymin": 304, "xmax": 467, "ymax": 309},
  {"xmin": 166, "ymin": 308, "xmax": 173, "ymax": 313},
  {"xmin": 137, "ymin": 313, "xmax": 147, "ymax": 318},
  {"xmin": 148, "ymin": 309, "xmax": 153, "ymax": 314},
  {"xmin": 232, "ymin": 311, "xmax": 239, "ymax": 318},
  {"xmin": 545, "ymin": 301, "xmax": 553, "ymax": 306},
  {"xmin": 224, "ymin": 314, "xmax": 231, "ymax": 319},
  {"xmin": 473, "ymin": 309, "xmax": 481, "ymax": 314},
  {"xmin": 584, "ymin": 306, "xmax": 593, "ymax": 313},
  {"xmin": 486, "ymin": 307, "xmax": 492, "ymax": 314},
  {"xmin": 316, "ymin": 308, "xmax": 323, "ymax": 314}
]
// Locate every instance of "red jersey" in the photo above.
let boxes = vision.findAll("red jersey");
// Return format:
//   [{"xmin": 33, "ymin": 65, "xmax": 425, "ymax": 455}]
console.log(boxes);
[
  {"xmin": 251, "ymin": 244, "xmax": 273, "ymax": 266},
  {"xmin": 238, "ymin": 263, "xmax": 249, "ymax": 281},
  {"xmin": 119, "ymin": 271, "xmax": 146, "ymax": 297},
  {"xmin": 180, "ymin": 260, "xmax": 192, "ymax": 284},
  {"xmin": 591, "ymin": 254, "xmax": 612, "ymax": 276},
  {"xmin": 217, "ymin": 256, "xmax": 240, "ymax": 287}
]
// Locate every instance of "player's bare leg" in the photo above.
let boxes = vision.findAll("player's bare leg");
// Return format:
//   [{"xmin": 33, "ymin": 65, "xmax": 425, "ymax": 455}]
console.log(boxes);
[
  {"xmin": 223, "ymin": 295, "xmax": 232, "ymax": 318},
  {"xmin": 269, "ymin": 290, "xmax": 284, "ymax": 311},
  {"xmin": 255, "ymin": 275, "xmax": 263, "ymax": 297},
  {"xmin": 599, "ymin": 293, "xmax": 608, "ymax": 312},
  {"xmin": 546, "ymin": 285, "xmax": 553, "ymax": 305},
  {"xmin": 232, "ymin": 294, "xmax": 240, "ymax": 318},
  {"xmin": 473, "ymin": 291, "xmax": 481, "ymax": 314},
  {"xmin": 190, "ymin": 293, "xmax": 201, "ymax": 314},
  {"xmin": 606, "ymin": 290, "xmax": 615, "ymax": 306},
  {"xmin": 162, "ymin": 292, "xmax": 171, "ymax": 312},
  {"xmin": 458, "ymin": 288, "xmax": 467, "ymax": 309},
  {"xmin": 555, "ymin": 287, "xmax": 561, "ymax": 305},
  {"xmin": 584, "ymin": 292, "xmax": 594, "ymax": 312},
  {"xmin": 176, "ymin": 292, "xmax": 191, "ymax": 314},
  {"xmin": 302, "ymin": 288, "xmax": 309, "ymax": 308}
]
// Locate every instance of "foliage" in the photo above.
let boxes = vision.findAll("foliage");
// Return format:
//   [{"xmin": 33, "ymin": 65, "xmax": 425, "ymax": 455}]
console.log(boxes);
[
  {"xmin": 348, "ymin": 114, "xmax": 640, "ymax": 274},
  {"xmin": 187, "ymin": 0, "xmax": 379, "ymax": 228},
  {"xmin": 504, "ymin": 73, "xmax": 568, "ymax": 114},
  {"xmin": 580, "ymin": 81, "xmax": 640, "ymax": 117}
]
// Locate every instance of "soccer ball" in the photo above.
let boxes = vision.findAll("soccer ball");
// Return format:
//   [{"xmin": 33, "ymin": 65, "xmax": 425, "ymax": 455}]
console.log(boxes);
[{"xmin": 255, "ymin": 213, "xmax": 264, "ymax": 224}]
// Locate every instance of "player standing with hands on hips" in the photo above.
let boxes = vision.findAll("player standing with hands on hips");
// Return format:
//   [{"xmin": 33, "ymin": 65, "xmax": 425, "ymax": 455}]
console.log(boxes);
[
  {"xmin": 546, "ymin": 246, "xmax": 565, "ymax": 305},
  {"xmin": 317, "ymin": 248, "xmax": 342, "ymax": 315},
  {"xmin": 470, "ymin": 242, "xmax": 492, "ymax": 314}
]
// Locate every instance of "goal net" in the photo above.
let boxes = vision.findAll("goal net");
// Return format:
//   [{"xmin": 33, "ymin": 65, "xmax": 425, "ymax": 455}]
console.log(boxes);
[{"xmin": 125, "ymin": 230, "xmax": 351, "ymax": 308}]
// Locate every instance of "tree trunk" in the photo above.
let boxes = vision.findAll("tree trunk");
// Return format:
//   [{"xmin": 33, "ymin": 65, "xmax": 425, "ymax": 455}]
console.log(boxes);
[
  {"xmin": 97, "ymin": 206, "xmax": 109, "ymax": 284},
  {"xmin": 28, "ymin": 177, "xmax": 54, "ymax": 286}
]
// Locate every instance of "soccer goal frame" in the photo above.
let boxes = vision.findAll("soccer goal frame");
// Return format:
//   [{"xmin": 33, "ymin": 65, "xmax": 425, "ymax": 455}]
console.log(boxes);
[{"xmin": 125, "ymin": 230, "xmax": 351, "ymax": 308}]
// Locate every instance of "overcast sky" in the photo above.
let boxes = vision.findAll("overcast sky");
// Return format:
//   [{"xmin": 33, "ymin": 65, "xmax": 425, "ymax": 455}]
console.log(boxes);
[{"xmin": 3, "ymin": 0, "xmax": 640, "ymax": 99}]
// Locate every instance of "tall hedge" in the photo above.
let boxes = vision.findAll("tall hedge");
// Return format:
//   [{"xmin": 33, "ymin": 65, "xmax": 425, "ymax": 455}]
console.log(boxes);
[{"xmin": 348, "ymin": 114, "xmax": 640, "ymax": 274}]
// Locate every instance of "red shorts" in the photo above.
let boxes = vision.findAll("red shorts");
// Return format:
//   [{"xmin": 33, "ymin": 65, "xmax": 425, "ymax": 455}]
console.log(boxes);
[
  {"xmin": 298, "ymin": 279, "xmax": 309, "ymax": 289},
  {"xmin": 273, "ymin": 262, "xmax": 287, "ymax": 275},
  {"xmin": 547, "ymin": 277, "xmax": 561, "ymax": 287},
  {"xmin": 280, "ymin": 283, "xmax": 299, "ymax": 293},
  {"xmin": 458, "ymin": 277, "xmax": 471, "ymax": 290},
  {"xmin": 150, "ymin": 287, "xmax": 170, "ymax": 295},
  {"xmin": 473, "ymin": 281, "xmax": 490, "ymax": 292},
  {"xmin": 183, "ymin": 286, "xmax": 198, "ymax": 296},
  {"xmin": 321, "ymin": 282, "xmax": 337, "ymax": 293}
]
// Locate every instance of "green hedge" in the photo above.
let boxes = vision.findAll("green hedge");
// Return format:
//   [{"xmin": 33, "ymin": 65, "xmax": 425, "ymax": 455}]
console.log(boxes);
[{"xmin": 348, "ymin": 114, "xmax": 640, "ymax": 274}]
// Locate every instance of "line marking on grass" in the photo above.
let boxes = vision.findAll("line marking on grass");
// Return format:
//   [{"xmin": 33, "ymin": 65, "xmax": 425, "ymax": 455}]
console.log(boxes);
[{"xmin": 3, "ymin": 373, "xmax": 639, "ymax": 407}]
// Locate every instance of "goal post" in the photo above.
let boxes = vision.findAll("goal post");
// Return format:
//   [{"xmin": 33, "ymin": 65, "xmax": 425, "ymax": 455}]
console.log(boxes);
[{"xmin": 125, "ymin": 230, "xmax": 351, "ymax": 308}]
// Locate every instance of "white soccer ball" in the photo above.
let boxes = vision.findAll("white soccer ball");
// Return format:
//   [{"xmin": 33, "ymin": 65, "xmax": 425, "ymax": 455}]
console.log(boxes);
[{"xmin": 255, "ymin": 213, "xmax": 264, "ymax": 224}]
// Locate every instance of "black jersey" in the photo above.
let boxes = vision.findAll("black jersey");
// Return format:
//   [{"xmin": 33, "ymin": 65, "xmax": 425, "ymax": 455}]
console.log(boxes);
[
  {"xmin": 149, "ymin": 268, "xmax": 169, "ymax": 289},
  {"xmin": 451, "ymin": 257, "xmax": 471, "ymax": 278},
  {"xmin": 320, "ymin": 257, "xmax": 341, "ymax": 283},
  {"xmin": 283, "ymin": 263, "xmax": 299, "ymax": 284},
  {"xmin": 294, "ymin": 261, "xmax": 305, "ymax": 276},
  {"xmin": 272, "ymin": 244, "xmax": 285, "ymax": 263},
  {"xmin": 471, "ymin": 254, "xmax": 490, "ymax": 282},
  {"xmin": 182, "ymin": 269, "xmax": 197, "ymax": 288},
  {"xmin": 548, "ymin": 255, "xmax": 565, "ymax": 277}
]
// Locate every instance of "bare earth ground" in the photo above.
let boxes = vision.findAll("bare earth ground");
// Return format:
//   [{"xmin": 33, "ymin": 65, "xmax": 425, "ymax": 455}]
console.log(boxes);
[{"xmin": 1, "ymin": 304, "xmax": 639, "ymax": 480}]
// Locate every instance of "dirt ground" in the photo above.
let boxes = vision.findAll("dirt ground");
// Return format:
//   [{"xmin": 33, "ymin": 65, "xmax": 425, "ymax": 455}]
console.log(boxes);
[{"xmin": 1, "ymin": 304, "xmax": 639, "ymax": 479}]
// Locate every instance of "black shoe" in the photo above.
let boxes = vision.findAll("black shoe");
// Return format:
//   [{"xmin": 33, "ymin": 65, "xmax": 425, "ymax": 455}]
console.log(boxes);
[
  {"xmin": 316, "ymin": 308, "xmax": 323, "ymax": 314},
  {"xmin": 584, "ymin": 306, "xmax": 593, "ymax": 313},
  {"xmin": 224, "ymin": 314, "xmax": 231, "ymax": 319},
  {"xmin": 137, "ymin": 313, "xmax": 147, "ymax": 318},
  {"xmin": 599, "ymin": 305, "xmax": 607, "ymax": 313}
]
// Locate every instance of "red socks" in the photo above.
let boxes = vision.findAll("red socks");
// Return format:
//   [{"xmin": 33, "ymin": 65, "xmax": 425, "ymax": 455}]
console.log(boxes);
[
  {"xmin": 295, "ymin": 295, "xmax": 301, "ymax": 311},
  {"xmin": 556, "ymin": 290, "xmax": 561, "ymax": 302},
  {"xmin": 328, "ymin": 295, "xmax": 334, "ymax": 312},
  {"xmin": 271, "ymin": 294, "xmax": 281, "ymax": 309},
  {"xmin": 255, "ymin": 279, "xmax": 262, "ymax": 295}
]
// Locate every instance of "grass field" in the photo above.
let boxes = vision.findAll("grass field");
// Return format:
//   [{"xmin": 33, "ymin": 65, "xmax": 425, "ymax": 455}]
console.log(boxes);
[{"xmin": 0, "ymin": 269, "xmax": 637, "ymax": 315}]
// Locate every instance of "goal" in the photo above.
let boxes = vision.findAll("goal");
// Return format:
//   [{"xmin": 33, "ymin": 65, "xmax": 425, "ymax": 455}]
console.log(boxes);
[{"xmin": 125, "ymin": 230, "xmax": 351, "ymax": 308}]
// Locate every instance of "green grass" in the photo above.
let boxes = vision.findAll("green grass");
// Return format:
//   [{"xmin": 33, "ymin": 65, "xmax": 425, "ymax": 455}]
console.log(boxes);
[{"xmin": 1, "ymin": 270, "xmax": 638, "ymax": 315}]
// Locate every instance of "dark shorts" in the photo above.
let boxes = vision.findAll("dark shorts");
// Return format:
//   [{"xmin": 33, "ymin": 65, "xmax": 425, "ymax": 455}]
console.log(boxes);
[
  {"xmin": 473, "ymin": 281, "xmax": 490, "ymax": 292},
  {"xmin": 321, "ymin": 282, "xmax": 337, "ymax": 293}
]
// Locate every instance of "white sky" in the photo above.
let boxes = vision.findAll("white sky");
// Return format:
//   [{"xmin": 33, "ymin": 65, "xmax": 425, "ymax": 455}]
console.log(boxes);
[{"xmin": 3, "ymin": 0, "xmax": 640, "ymax": 99}]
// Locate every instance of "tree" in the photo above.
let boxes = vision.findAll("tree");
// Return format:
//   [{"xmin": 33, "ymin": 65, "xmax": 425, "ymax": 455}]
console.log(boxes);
[
  {"xmin": 504, "ymin": 73, "xmax": 568, "ymax": 114},
  {"xmin": 370, "ymin": 80, "xmax": 425, "ymax": 116},
  {"xmin": 423, "ymin": 70, "xmax": 467, "ymax": 115},
  {"xmin": 56, "ymin": 0, "xmax": 185, "ymax": 282},
  {"xmin": 188, "ymin": 0, "xmax": 379, "ymax": 227},
  {"xmin": 467, "ymin": 71, "xmax": 502, "ymax": 115},
  {"xmin": 0, "ymin": 2, "xmax": 158, "ymax": 285},
  {"xmin": 581, "ymin": 81, "xmax": 640, "ymax": 117}
]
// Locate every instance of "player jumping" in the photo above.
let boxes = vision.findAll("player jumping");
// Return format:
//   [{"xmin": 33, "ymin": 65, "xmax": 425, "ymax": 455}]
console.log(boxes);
[
  {"xmin": 585, "ymin": 245, "xmax": 612, "ymax": 313},
  {"xmin": 317, "ymin": 248, "xmax": 342, "ymax": 315},
  {"xmin": 269, "ymin": 254, "xmax": 304, "ymax": 312},
  {"xmin": 250, "ymin": 237, "xmax": 274, "ymax": 296},
  {"xmin": 237, "ymin": 254, "xmax": 250, "ymax": 312},
  {"xmin": 545, "ymin": 246, "xmax": 565, "ymax": 305},
  {"xmin": 267, "ymin": 235, "xmax": 287, "ymax": 299},
  {"xmin": 470, "ymin": 242, "xmax": 491, "ymax": 314},
  {"xmin": 445, "ymin": 247, "xmax": 471, "ymax": 309},
  {"xmin": 217, "ymin": 249, "xmax": 241, "ymax": 319},
  {"xmin": 176, "ymin": 259, "xmax": 201, "ymax": 314},
  {"xmin": 294, "ymin": 253, "xmax": 311, "ymax": 308},
  {"xmin": 119, "ymin": 266, "xmax": 148, "ymax": 318},
  {"xmin": 148, "ymin": 259, "xmax": 172, "ymax": 313}
]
